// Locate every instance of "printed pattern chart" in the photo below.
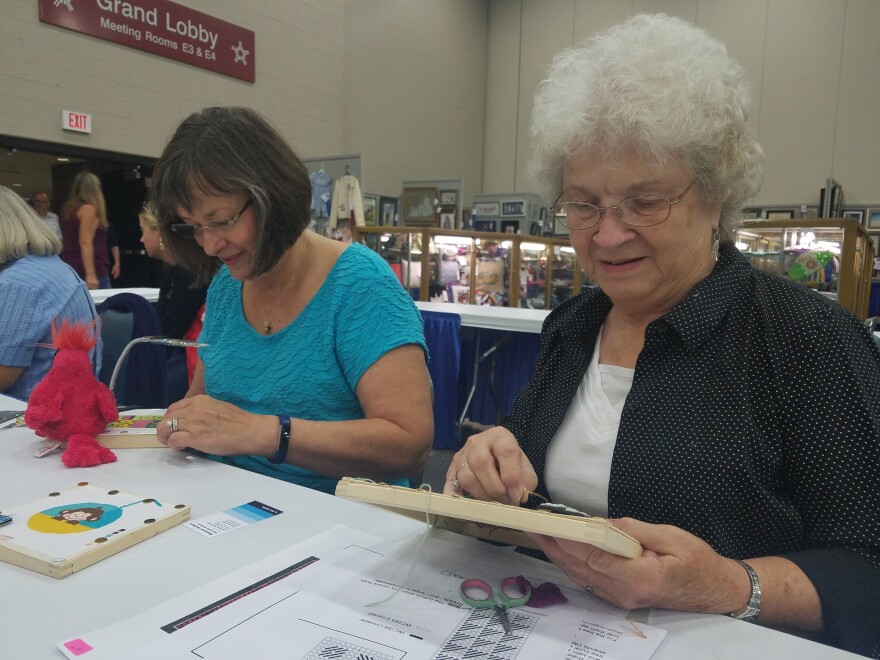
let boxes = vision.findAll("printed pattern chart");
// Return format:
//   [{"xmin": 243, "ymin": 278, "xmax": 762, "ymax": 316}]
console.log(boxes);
[
  {"xmin": 433, "ymin": 608, "xmax": 538, "ymax": 659},
  {"xmin": 304, "ymin": 636, "xmax": 394, "ymax": 660}
]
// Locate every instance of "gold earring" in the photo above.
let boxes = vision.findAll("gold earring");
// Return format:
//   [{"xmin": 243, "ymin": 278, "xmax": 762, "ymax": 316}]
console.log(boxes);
[{"xmin": 159, "ymin": 239, "xmax": 165, "ymax": 251}]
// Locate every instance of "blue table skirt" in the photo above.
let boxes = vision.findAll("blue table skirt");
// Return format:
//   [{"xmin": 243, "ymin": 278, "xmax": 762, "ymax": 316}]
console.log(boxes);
[
  {"xmin": 870, "ymin": 280, "xmax": 880, "ymax": 317},
  {"xmin": 421, "ymin": 310, "xmax": 541, "ymax": 450}
]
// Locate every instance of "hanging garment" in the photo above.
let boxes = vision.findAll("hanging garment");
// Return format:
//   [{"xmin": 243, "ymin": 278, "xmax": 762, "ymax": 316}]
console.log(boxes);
[
  {"xmin": 309, "ymin": 170, "xmax": 333, "ymax": 218},
  {"xmin": 328, "ymin": 174, "xmax": 365, "ymax": 228}
]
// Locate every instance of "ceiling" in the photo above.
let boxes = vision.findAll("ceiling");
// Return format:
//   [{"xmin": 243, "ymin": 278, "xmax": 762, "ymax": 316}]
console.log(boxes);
[{"xmin": 0, "ymin": 148, "xmax": 85, "ymax": 200}]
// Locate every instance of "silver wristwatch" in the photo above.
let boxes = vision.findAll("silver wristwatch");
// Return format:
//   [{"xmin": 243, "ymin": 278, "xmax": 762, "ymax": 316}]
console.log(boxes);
[{"xmin": 728, "ymin": 559, "xmax": 761, "ymax": 622}]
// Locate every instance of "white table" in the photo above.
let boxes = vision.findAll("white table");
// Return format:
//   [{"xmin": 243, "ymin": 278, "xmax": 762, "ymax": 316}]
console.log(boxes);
[
  {"xmin": 89, "ymin": 288, "xmax": 160, "ymax": 304},
  {"xmin": 415, "ymin": 301, "xmax": 549, "ymax": 333},
  {"xmin": 0, "ymin": 395, "xmax": 861, "ymax": 659}
]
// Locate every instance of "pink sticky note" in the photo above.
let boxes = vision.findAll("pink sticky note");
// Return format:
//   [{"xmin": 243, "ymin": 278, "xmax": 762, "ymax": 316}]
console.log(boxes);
[{"xmin": 63, "ymin": 639, "xmax": 94, "ymax": 656}]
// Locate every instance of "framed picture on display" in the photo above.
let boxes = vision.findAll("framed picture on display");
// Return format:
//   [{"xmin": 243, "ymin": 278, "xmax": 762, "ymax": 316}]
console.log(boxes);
[
  {"xmin": 474, "ymin": 219, "xmax": 497, "ymax": 233},
  {"xmin": 459, "ymin": 207, "xmax": 471, "ymax": 230},
  {"xmin": 449, "ymin": 284, "xmax": 470, "ymax": 305},
  {"xmin": 842, "ymin": 209, "xmax": 864, "ymax": 223},
  {"xmin": 868, "ymin": 233, "xmax": 880, "ymax": 256},
  {"xmin": 401, "ymin": 187, "xmax": 438, "ymax": 227},
  {"xmin": 741, "ymin": 208, "xmax": 760, "ymax": 219},
  {"xmin": 501, "ymin": 220, "xmax": 519, "ymax": 234},
  {"xmin": 820, "ymin": 178, "xmax": 844, "ymax": 217},
  {"xmin": 829, "ymin": 184, "xmax": 843, "ymax": 217},
  {"xmin": 766, "ymin": 209, "xmax": 795, "ymax": 220},
  {"xmin": 440, "ymin": 211, "xmax": 455, "ymax": 230},
  {"xmin": 362, "ymin": 194, "xmax": 379, "ymax": 227},
  {"xmin": 867, "ymin": 209, "xmax": 880, "ymax": 230},
  {"xmin": 379, "ymin": 196, "xmax": 398, "ymax": 226},
  {"xmin": 474, "ymin": 202, "xmax": 500, "ymax": 217},
  {"xmin": 439, "ymin": 190, "xmax": 458, "ymax": 206},
  {"xmin": 501, "ymin": 200, "xmax": 525, "ymax": 217}
]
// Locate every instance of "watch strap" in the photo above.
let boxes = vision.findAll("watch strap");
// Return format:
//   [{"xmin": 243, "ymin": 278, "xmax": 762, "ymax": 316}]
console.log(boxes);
[
  {"xmin": 270, "ymin": 414, "xmax": 291, "ymax": 464},
  {"xmin": 728, "ymin": 559, "xmax": 761, "ymax": 622}
]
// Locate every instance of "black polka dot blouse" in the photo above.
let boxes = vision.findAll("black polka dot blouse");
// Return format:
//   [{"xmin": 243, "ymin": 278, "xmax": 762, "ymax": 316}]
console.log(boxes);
[{"xmin": 502, "ymin": 242, "xmax": 880, "ymax": 657}]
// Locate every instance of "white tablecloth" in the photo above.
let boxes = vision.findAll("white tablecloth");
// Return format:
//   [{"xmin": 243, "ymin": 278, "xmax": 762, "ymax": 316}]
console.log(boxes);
[
  {"xmin": 415, "ymin": 301, "xmax": 549, "ymax": 333},
  {"xmin": 90, "ymin": 287, "xmax": 160, "ymax": 304},
  {"xmin": 0, "ymin": 394, "xmax": 861, "ymax": 659}
]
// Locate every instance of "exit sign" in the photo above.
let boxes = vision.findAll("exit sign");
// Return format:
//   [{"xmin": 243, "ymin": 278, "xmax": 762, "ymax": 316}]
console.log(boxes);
[{"xmin": 62, "ymin": 110, "xmax": 92, "ymax": 134}]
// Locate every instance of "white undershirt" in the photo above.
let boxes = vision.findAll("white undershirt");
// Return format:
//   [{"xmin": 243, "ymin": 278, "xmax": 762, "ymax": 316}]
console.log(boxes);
[{"xmin": 544, "ymin": 329, "xmax": 635, "ymax": 517}]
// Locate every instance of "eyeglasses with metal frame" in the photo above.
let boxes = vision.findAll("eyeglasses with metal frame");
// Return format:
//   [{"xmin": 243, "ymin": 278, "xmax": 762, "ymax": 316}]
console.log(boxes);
[
  {"xmin": 550, "ymin": 181, "xmax": 696, "ymax": 231},
  {"xmin": 169, "ymin": 199, "xmax": 252, "ymax": 238}
]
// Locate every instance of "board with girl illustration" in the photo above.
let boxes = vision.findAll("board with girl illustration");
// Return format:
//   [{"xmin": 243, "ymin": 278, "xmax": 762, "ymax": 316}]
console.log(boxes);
[{"xmin": 0, "ymin": 482, "xmax": 189, "ymax": 578}]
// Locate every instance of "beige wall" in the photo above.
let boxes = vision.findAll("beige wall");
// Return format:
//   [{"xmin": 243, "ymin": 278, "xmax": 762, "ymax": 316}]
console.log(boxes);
[
  {"xmin": 4, "ymin": 1, "xmax": 878, "ymax": 207},
  {"xmin": 0, "ymin": 0, "xmax": 487, "ymax": 199},
  {"xmin": 342, "ymin": 1, "xmax": 487, "ymax": 201},
  {"xmin": 484, "ymin": 0, "xmax": 880, "ymax": 207}
]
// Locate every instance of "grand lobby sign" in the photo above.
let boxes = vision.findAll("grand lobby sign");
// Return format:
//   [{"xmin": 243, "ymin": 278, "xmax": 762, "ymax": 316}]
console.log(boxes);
[{"xmin": 39, "ymin": 0, "xmax": 255, "ymax": 83}]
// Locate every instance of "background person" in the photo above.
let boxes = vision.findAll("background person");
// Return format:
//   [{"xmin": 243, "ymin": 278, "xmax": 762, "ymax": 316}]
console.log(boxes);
[
  {"xmin": 59, "ymin": 171, "xmax": 111, "ymax": 290},
  {"xmin": 445, "ymin": 14, "xmax": 880, "ymax": 657},
  {"xmin": 107, "ymin": 222, "xmax": 121, "ymax": 282},
  {"xmin": 138, "ymin": 204, "xmax": 208, "ymax": 393},
  {"xmin": 151, "ymin": 106, "xmax": 433, "ymax": 494},
  {"xmin": 30, "ymin": 191, "xmax": 61, "ymax": 240},
  {"xmin": 0, "ymin": 186, "xmax": 100, "ymax": 400}
]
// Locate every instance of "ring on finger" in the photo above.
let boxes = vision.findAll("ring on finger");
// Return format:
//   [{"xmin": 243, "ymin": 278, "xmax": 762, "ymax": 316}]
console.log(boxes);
[
  {"xmin": 170, "ymin": 417, "xmax": 179, "ymax": 433},
  {"xmin": 454, "ymin": 460, "xmax": 469, "ymax": 480},
  {"xmin": 452, "ymin": 477, "xmax": 462, "ymax": 491},
  {"xmin": 585, "ymin": 584, "xmax": 594, "ymax": 596}
]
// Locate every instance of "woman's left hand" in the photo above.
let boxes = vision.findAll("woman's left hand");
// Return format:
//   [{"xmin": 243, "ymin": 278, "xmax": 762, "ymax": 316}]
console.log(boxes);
[
  {"xmin": 530, "ymin": 517, "xmax": 748, "ymax": 614},
  {"xmin": 157, "ymin": 394, "xmax": 278, "ymax": 457}
]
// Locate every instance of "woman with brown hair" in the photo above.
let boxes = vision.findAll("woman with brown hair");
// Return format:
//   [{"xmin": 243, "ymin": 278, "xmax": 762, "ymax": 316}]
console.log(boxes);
[
  {"xmin": 60, "ymin": 171, "xmax": 111, "ymax": 289},
  {"xmin": 151, "ymin": 107, "xmax": 433, "ymax": 494}
]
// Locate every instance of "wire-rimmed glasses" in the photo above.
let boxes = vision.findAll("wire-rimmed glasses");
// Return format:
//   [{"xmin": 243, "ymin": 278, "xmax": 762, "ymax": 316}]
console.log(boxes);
[
  {"xmin": 550, "ymin": 181, "xmax": 695, "ymax": 231},
  {"xmin": 169, "ymin": 199, "xmax": 252, "ymax": 238}
]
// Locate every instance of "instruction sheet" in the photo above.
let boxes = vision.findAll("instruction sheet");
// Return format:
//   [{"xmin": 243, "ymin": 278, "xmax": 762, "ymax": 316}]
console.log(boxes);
[{"xmin": 59, "ymin": 525, "xmax": 665, "ymax": 660}]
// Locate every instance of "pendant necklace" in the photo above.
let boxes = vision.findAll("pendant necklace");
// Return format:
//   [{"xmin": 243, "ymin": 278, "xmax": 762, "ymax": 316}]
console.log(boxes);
[{"xmin": 258, "ymin": 240, "xmax": 306, "ymax": 335}]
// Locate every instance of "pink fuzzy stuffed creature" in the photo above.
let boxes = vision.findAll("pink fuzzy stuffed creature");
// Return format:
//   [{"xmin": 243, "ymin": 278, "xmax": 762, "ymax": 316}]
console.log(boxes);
[{"xmin": 25, "ymin": 321, "xmax": 119, "ymax": 467}]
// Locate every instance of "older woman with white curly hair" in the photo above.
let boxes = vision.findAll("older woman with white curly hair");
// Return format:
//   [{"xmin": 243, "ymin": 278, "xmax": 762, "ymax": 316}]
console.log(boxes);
[{"xmin": 445, "ymin": 13, "xmax": 880, "ymax": 657}]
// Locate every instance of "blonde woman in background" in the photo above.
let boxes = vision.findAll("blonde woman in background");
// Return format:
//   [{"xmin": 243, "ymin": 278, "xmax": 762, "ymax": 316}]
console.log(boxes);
[
  {"xmin": 60, "ymin": 171, "xmax": 111, "ymax": 289},
  {"xmin": 0, "ymin": 185, "xmax": 100, "ymax": 399}
]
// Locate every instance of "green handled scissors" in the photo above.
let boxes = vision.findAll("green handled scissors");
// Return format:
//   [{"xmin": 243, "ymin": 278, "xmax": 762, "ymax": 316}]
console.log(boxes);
[{"xmin": 460, "ymin": 577, "xmax": 532, "ymax": 634}]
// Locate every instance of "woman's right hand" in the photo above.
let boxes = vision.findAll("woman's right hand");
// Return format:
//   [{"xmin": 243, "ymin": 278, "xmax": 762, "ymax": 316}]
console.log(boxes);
[
  {"xmin": 86, "ymin": 276, "xmax": 99, "ymax": 289},
  {"xmin": 442, "ymin": 426, "xmax": 538, "ymax": 505}
]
